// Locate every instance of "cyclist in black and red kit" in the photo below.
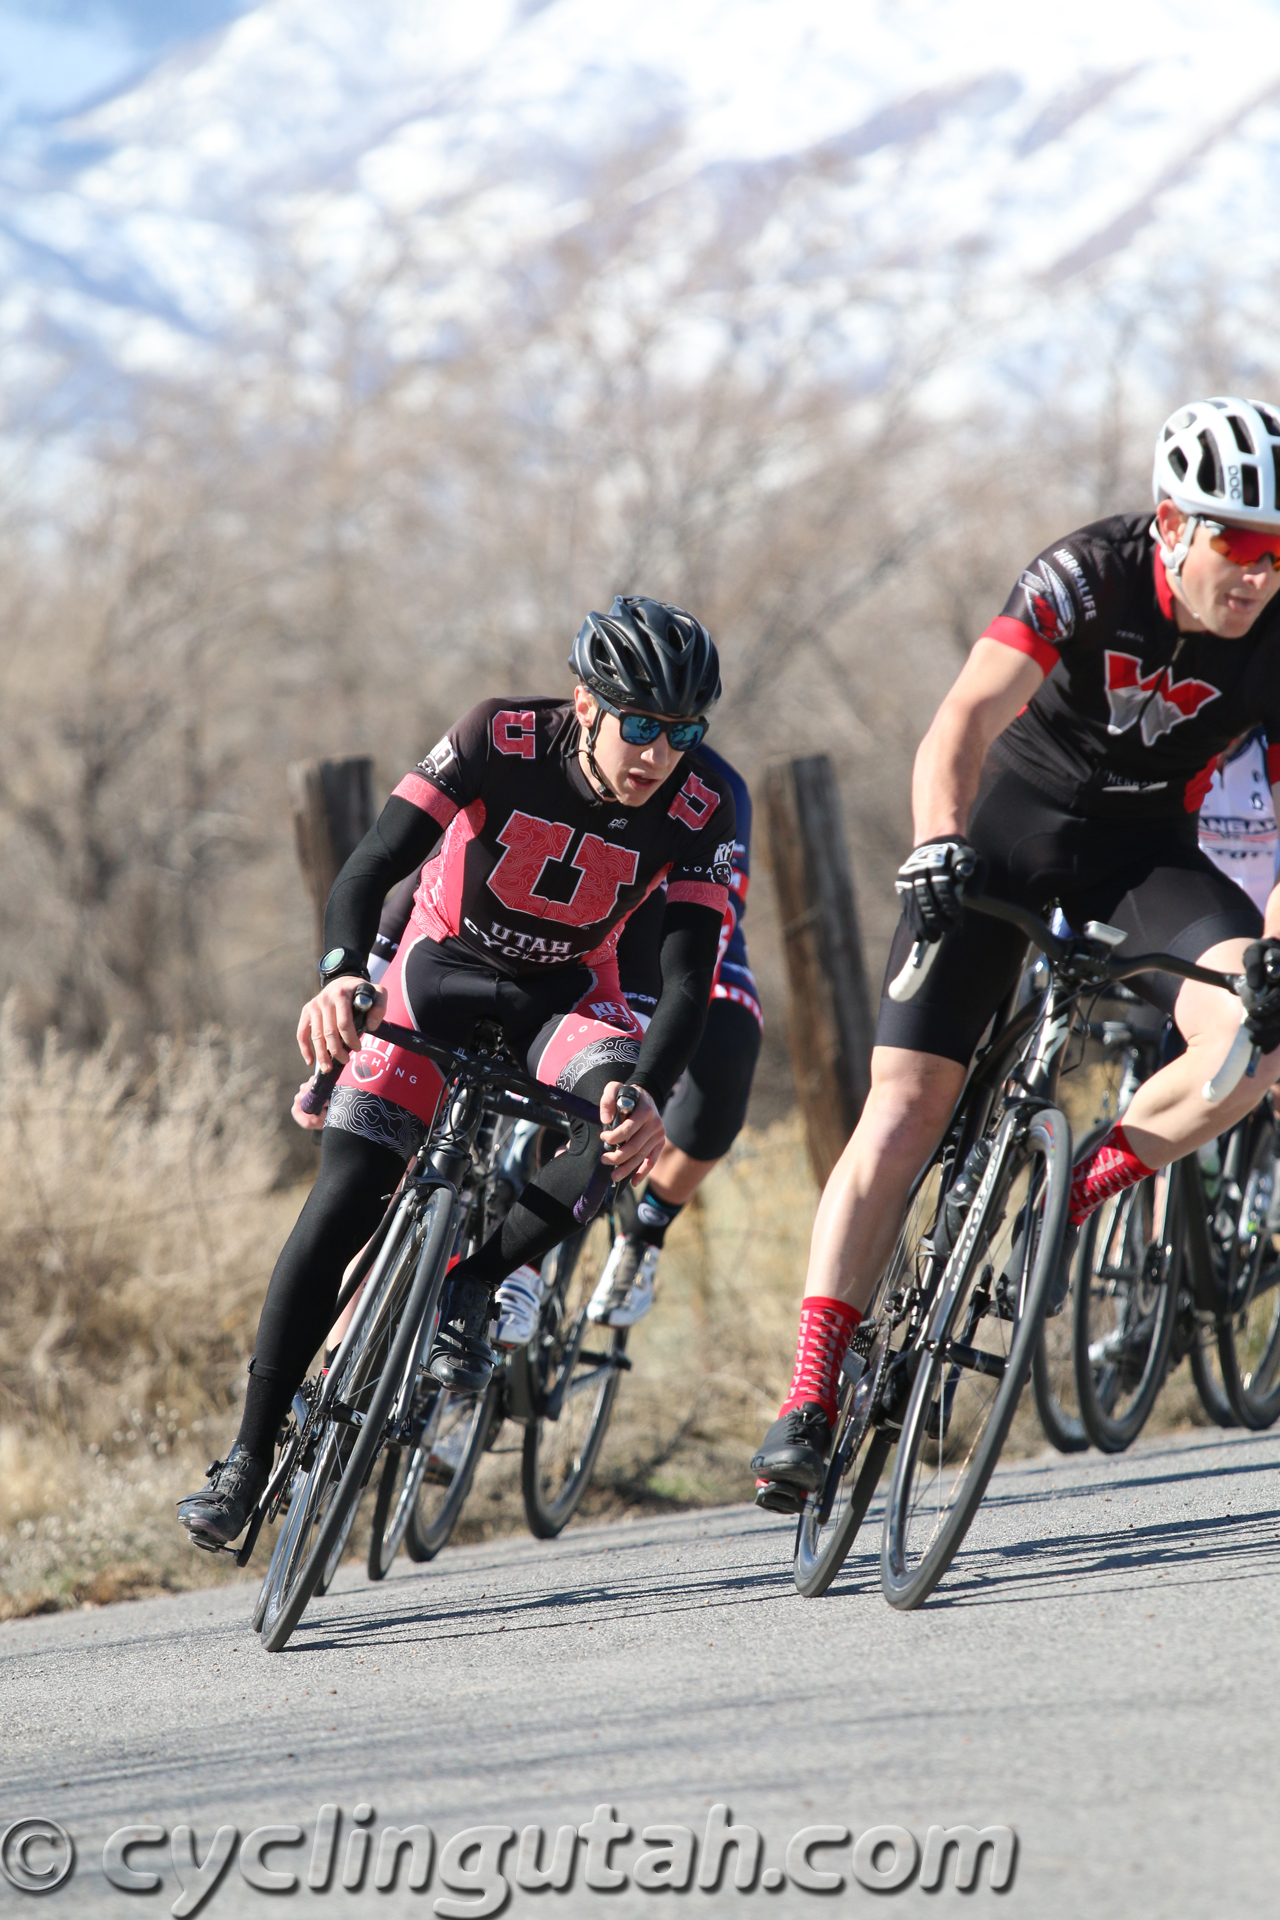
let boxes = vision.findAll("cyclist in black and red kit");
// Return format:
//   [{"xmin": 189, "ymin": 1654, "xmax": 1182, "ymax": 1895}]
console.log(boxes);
[
  {"xmin": 353, "ymin": 747, "xmax": 763, "ymax": 1339},
  {"xmin": 754, "ymin": 396, "xmax": 1280, "ymax": 1505},
  {"xmin": 179, "ymin": 598, "xmax": 735, "ymax": 1548}
]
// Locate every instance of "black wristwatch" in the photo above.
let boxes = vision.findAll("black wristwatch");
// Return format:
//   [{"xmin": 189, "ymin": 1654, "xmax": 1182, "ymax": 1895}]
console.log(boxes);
[{"xmin": 317, "ymin": 947, "xmax": 370, "ymax": 991}]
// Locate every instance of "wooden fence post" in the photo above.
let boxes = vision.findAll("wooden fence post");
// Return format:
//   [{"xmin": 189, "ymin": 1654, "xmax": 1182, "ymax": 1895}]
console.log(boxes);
[
  {"xmin": 763, "ymin": 754, "xmax": 874, "ymax": 1188},
  {"xmin": 289, "ymin": 756, "xmax": 377, "ymax": 958}
]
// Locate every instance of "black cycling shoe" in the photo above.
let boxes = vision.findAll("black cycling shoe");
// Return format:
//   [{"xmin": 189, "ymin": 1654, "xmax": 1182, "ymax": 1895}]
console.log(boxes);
[
  {"xmin": 427, "ymin": 1276, "xmax": 499, "ymax": 1392},
  {"xmin": 750, "ymin": 1402, "xmax": 831, "ymax": 1511},
  {"xmin": 177, "ymin": 1443, "xmax": 269, "ymax": 1551}
]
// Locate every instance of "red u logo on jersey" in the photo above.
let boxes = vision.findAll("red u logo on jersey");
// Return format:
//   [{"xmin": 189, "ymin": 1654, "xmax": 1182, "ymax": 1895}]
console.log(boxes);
[
  {"xmin": 669, "ymin": 772, "xmax": 719, "ymax": 828},
  {"xmin": 487, "ymin": 812, "xmax": 639, "ymax": 924},
  {"xmin": 492, "ymin": 710, "xmax": 537, "ymax": 758}
]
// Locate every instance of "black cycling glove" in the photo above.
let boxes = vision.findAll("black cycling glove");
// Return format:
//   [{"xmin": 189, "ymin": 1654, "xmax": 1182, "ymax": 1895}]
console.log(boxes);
[
  {"xmin": 895, "ymin": 835, "xmax": 980, "ymax": 943},
  {"xmin": 1243, "ymin": 938, "xmax": 1280, "ymax": 1054}
]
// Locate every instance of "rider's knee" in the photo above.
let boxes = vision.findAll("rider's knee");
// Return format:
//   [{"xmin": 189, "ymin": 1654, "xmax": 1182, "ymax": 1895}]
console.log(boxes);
[{"xmin": 855, "ymin": 1052, "xmax": 961, "ymax": 1160}]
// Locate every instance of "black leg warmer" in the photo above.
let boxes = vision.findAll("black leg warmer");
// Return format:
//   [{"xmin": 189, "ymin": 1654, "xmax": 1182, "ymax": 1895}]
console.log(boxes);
[
  {"xmin": 236, "ymin": 1128, "xmax": 408, "ymax": 1460},
  {"xmin": 449, "ymin": 1063, "xmax": 618, "ymax": 1291}
]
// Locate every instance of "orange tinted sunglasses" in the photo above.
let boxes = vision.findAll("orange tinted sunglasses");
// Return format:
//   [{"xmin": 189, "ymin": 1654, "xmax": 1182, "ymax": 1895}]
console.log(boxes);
[{"xmin": 1205, "ymin": 520, "xmax": 1280, "ymax": 569}]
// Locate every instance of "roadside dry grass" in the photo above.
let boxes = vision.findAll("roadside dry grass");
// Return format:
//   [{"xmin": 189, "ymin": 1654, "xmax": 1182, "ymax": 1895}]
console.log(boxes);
[
  {"xmin": 0, "ymin": 1027, "xmax": 1226, "ymax": 1622},
  {"xmin": 0, "ymin": 1058, "xmax": 818, "ymax": 1618}
]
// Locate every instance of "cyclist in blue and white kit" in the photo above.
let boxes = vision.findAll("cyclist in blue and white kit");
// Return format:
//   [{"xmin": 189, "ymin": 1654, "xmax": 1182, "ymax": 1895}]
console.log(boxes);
[
  {"xmin": 1197, "ymin": 728, "xmax": 1280, "ymax": 913},
  {"xmin": 587, "ymin": 745, "xmax": 762, "ymax": 1327}
]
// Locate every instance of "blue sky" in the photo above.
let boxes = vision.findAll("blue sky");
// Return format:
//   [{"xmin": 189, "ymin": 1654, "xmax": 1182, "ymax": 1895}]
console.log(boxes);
[{"xmin": 0, "ymin": 0, "xmax": 254, "ymax": 125}]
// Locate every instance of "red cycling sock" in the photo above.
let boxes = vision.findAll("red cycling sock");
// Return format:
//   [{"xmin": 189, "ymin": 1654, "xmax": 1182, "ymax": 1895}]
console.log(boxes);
[
  {"xmin": 779, "ymin": 1295, "xmax": 862, "ymax": 1424},
  {"xmin": 1068, "ymin": 1122, "xmax": 1155, "ymax": 1226}
]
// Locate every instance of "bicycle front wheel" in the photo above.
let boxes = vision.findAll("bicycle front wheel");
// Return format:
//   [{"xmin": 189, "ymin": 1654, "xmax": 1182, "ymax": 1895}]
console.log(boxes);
[
  {"xmin": 260, "ymin": 1186, "xmax": 454, "ymax": 1652},
  {"xmin": 1073, "ymin": 1170, "xmax": 1179, "ymax": 1453},
  {"xmin": 793, "ymin": 1153, "xmax": 945, "ymax": 1597},
  {"xmin": 1030, "ymin": 1255, "xmax": 1087, "ymax": 1453},
  {"xmin": 520, "ymin": 1215, "xmax": 626, "ymax": 1538},
  {"xmin": 395, "ymin": 1380, "xmax": 500, "ymax": 1567},
  {"xmin": 882, "ymin": 1105, "xmax": 1070, "ymax": 1612}
]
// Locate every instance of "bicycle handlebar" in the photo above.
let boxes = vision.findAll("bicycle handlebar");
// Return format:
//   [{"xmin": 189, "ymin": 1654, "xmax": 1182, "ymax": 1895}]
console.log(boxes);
[
  {"xmin": 297, "ymin": 990, "xmax": 644, "ymax": 1130},
  {"xmin": 886, "ymin": 890, "xmax": 1260, "ymax": 1103}
]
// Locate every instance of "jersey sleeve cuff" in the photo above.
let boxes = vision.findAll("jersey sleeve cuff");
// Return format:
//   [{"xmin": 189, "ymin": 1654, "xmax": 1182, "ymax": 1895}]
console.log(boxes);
[
  {"xmin": 391, "ymin": 773, "xmax": 459, "ymax": 826},
  {"xmin": 667, "ymin": 880, "xmax": 729, "ymax": 913},
  {"xmin": 983, "ymin": 614, "xmax": 1059, "ymax": 675}
]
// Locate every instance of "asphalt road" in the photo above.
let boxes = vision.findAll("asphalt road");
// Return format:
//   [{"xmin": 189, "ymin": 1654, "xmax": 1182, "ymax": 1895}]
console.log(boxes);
[{"xmin": 3, "ymin": 1424, "xmax": 1279, "ymax": 1919}]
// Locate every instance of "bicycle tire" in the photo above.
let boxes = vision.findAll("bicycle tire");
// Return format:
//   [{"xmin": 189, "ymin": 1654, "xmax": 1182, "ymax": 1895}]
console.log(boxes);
[
  {"xmin": 1030, "ymin": 1257, "xmax": 1088, "ymax": 1454},
  {"xmin": 251, "ymin": 1523, "xmax": 285, "ymax": 1633},
  {"xmin": 315, "ymin": 1474, "xmax": 367, "ymax": 1594},
  {"xmin": 520, "ymin": 1215, "xmax": 625, "ymax": 1539},
  {"xmin": 1073, "ymin": 1170, "xmax": 1179, "ymax": 1453},
  {"xmin": 259, "ymin": 1186, "xmax": 455, "ymax": 1652},
  {"xmin": 1187, "ymin": 1314, "xmax": 1237, "ymax": 1425},
  {"xmin": 1217, "ymin": 1113, "xmax": 1280, "ymax": 1429},
  {"xmin": 392, "ymin": 1379, "xmax": 499, "ymax": 1567},
  {"xmin": 794, "ymin": 1429, "xmax": 892, "ymax": 1598},
  {"xmin": 792, "ymin": 1147, "xmax": 947, "ymax": 1597},
  {"xmin": 882, "ymin": 1104, "xmax": 1070, "ymax": 1612}
]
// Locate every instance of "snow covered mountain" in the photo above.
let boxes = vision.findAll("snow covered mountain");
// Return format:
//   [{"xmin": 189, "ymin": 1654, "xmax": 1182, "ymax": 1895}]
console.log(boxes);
[{"xmin": 4, "ymin": 0, "xmax": 1280, "ymax": 422}]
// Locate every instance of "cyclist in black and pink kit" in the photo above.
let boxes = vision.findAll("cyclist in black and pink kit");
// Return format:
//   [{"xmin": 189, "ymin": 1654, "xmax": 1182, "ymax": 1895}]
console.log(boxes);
[
  {"xmin": 179, "ymin": 598, "xmax": 734, "ymax": 1549},
  {"xmin": 754, "ymin": 397, "xmax": 1280, "ymax": 1506},
  {"xmin": 359, "ymin": 747, "xmax": 763, "ymax": 1339},
  {"xmin": 590, "ymin": 748, "xmax": 761, "ymax": 1326}
]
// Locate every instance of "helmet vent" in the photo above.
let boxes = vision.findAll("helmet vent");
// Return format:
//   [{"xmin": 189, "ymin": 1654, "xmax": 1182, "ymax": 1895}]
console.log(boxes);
[
  {"xmin": 1196, "ymin": 432, "xmax": 1223, "ymax": 498},
  {"xmin": 1167, "ymin": 445, "xmax": 1188, "ymax": 480},
  {"xmin": 1228, "ymin": 414, "xmax": 1256, "ymax": 454},
  {"xmin": 1242, "ymin": 464, "xmax": 1260, "ymax": 507},
  {"xmin": 1258, "ymin": 407, "xmax": 1280, "ymax": 439}
]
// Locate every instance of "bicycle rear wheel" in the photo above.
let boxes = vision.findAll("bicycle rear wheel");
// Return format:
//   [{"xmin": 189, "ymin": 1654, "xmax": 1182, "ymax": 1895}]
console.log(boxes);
[
  {"xmin": 1217, "ymin": 1114, "xmax": 1280, "ymax": 1429},
  {"xmin": 1073, "ymin": 1170, "xmax": 1178, "ymax": 1453},
  {"xmin": 520, "ymin": 1215, "xmax": 626, "ymax": 1538},
  {"xmin": 259, "ymin": 1187, "xmax": 454, "ymax": 1652},
  {"xmin": 882, "ymin": 1105, "xmax": 1070, "ymax": 1612},
  {"xmin": 1031, "ymin": 1258, "xmax": 1087, "ymax": 1453}
]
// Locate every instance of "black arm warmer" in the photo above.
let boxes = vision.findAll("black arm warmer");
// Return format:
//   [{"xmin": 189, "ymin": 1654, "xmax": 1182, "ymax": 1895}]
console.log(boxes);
[
  {"xmin": 629, "ymin": 900, "xmax": 722, "ymax": 1108},
  {"xmin": 323, "ymin": 797, "xmax": 444, "ymax": 962}
]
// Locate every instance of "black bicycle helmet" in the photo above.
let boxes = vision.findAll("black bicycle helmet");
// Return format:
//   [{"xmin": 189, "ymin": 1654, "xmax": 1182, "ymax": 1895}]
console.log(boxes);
[{"xmin": 570, "ymin": 595, "xmax": 721, "ymax": 717}]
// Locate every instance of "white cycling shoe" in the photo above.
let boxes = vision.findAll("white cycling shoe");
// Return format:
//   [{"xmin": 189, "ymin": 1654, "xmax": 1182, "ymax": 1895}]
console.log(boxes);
[
  {"xmin": 586, "ymin": 1237, "xmax": 660, "ymax": 1328},
  {"xmin": 493, "ymin": 1263, "xmax": 547, "ymax": 1349}
]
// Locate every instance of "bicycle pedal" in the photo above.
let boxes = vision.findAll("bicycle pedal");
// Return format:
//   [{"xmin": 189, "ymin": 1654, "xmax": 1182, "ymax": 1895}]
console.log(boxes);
[{"xmin": 753, "ymin": 1480, "xmax": 805, "ymax": 1516}]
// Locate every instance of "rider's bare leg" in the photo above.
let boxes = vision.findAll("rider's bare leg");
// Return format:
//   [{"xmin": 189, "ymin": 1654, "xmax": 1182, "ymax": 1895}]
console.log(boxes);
[
  {"xmin": 801, "ymin": 1045, "xmax": 967, "ymax": 1315},
  {"xmin": 1113, "ymin": 937, "xmax": 1280, "ymax": 1166},
  {"xmin": 645, "ymin": 1143, "xmax": 716, "ymax": 1207}
]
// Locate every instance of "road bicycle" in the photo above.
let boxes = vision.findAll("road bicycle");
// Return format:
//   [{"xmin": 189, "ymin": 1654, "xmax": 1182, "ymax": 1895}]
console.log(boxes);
[
  {"xmin": 792, "ymin": 887, "xmax": 1255, "ymax": 1611},
  {"xmin": 1031, "ymin": 1002, "xmax": 1229, "ymax": 1451},
  {"xmin": 233, "ymin": 988, "xmax": 636, "ymax": 1652},
  {"xmin": 1033, "ymin": 1007, "xmax": 1280, "ymax": 1452}
]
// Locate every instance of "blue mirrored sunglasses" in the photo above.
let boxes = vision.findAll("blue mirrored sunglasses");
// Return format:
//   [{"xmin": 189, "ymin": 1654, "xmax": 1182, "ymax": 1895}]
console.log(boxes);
[{"xmin": 594, "ymin": 693, "xmax": 708, "ymax": 751}]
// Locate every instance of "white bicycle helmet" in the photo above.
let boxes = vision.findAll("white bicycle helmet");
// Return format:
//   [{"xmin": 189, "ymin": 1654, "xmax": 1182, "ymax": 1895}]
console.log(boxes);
[{"xmin": 1152, "ymin": 397, "xmax": 1280, "ymax": 581}]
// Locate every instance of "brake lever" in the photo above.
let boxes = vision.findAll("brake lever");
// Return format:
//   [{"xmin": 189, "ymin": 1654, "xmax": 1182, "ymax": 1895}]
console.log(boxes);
[{"xmin": 298, "ymin": 982, "xmax": 378, "ymax": 1117}]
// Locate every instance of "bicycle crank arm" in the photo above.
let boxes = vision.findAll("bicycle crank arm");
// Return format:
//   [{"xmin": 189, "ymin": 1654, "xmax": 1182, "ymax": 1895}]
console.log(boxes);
[
  {"xmin": 327, "ymin": 1398, "xmax": 366, "ymax": 1429},
  {"xmin": 933, "ymin": 1338, "xmax": 1007, "ymax": 1381},
  {"xmin": 232, "ymin": 1504, "xmax": 267, "ymax": 1568},
  {"xmin": 577, "ymin": 1348, "xmax": 633, "ymax": 1370}
]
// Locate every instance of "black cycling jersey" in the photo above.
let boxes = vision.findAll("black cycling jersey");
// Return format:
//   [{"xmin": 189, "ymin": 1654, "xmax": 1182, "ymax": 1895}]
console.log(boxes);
[
  {"xmin": 323, "ymin": 696, "xmax": 736, "ymax": 1107},
  {"xmin": 877, "ymin": 763, "xmax": 1262, "ymax": 1065},
  {"xmin": 328, "ymin": 696, "xmax": 733, "ymax": 967},
  {"xmin": 985, "ymin": 513, "xmax": 1280, "ymax": 820}
]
